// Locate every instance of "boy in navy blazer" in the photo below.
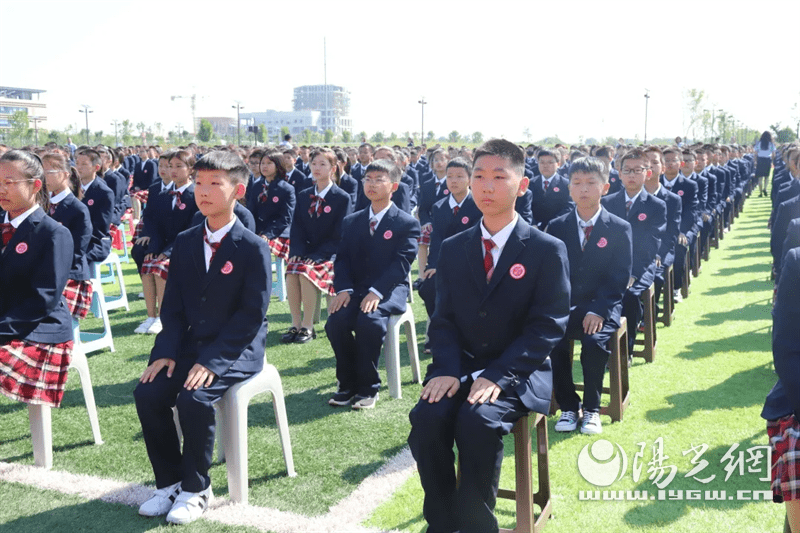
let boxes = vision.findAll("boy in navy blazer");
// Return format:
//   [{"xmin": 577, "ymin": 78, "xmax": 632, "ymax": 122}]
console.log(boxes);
[
  {"xmin": 409, "ymin": 140, "xmax": 570, "ymax": 533},
  {"xmin": 325, "ymin": 159, "xmax": 420, "ymax": 409},
  {"xmin": 529, "ymin": 149, "xmax": 573, "ymax": 230},
  {"xmin": 547, "ymin": 157, "xmax": 632, "ymax": 435},
  {"xmin": 134, "ymin": 151, "xmax": 271, "ymax": 525},
  {"xmin": 75, "ymin": 149, "xmax": 114, "ymax": 267},
  {"xmin": 662, "ymin": 147, "xmax": 699, "ymax": 300},
  {"xmin": 601, "ymin": 149, "xmax": 666, "ymax": 354}
]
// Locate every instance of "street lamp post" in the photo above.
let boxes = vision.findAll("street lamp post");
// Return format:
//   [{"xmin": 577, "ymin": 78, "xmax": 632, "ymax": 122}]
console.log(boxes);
[
  {"xmin": 29, "ymin": 116, "xmax": 44, "ymax": 146},
  {"xmin": 79, "ymin": 105, "xmax": 93, "ymax": 144},
  {"xmin": 418, "ymin": 97, "xmax": 427, "ymax": 144},
  {"xmin": 232, "ymin": 102, "xmax": 244, "ymax": 146},
  {"xmin": 643, "ymin": 90, "xmax": 650, "ymax": 145},
  {"xmin": 110, "ymin": 120, "xmax": 120, "ymax": 147}
]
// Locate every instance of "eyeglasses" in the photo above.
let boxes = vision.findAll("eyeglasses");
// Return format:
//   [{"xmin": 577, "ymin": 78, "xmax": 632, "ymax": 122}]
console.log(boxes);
[
  {"xmin": 0, "ymin": 178, "xmax": 37, "ymax": 189},
  {"xmin": 620, "ymin": 167, "xmax": 648, "ymax": 175},
  {"xmin": 45, "ymin": 170, "xmax": 65, "ymax": 175},
  {"xmin": 363, "ymin": 177, "xmax": 390, "ymax": 185}
]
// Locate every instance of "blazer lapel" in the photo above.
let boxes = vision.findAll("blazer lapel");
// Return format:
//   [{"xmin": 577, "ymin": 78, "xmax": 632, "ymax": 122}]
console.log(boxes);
[
  {"xmin": 464, "ymin": 226, "xmax": 488, "ymax": 292},
  {"xmin": 201, "ymin": 220, "xmax": 242, "ymax": 292},
  {"xmin": 2, "ymin": 209, "xmax": 40, "ymax": 258},
  {"xmin": 485, "ymin": 218, "xmax": 527, "ymax": 299}
]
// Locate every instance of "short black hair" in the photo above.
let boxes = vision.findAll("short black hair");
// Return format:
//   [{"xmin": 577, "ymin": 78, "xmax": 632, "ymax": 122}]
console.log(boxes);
[
  {"xmin": 472, "ymin": 139, "xmax": 524, "ymax": 177},
  {"xmin": 365, "ymin": 159, "xmax": 401, "ymax": 183},
  {"xmin": 568, "ymin": 156, "xmax": 608, "ymax": 183},
  {"xmin": 446, "ymin": 157, "xmax": 472, "ymax": 175},
  {"xmin": 193, "ymin": 150, "xmax": 249, "ymax": 187}
]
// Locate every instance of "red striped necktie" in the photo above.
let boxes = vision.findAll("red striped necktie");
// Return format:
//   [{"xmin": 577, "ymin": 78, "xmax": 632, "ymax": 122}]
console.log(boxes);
[
  {"xmin": 1, "ymin": 223, "xmax": 15, "ymax": 247},
  {"xmin": 482, "ymin": 238, "xmax": 495, "ymax": 282}
]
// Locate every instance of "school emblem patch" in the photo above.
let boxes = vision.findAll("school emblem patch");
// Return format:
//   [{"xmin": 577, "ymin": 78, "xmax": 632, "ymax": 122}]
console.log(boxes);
[
  {"xmin": 443, "ymin": 189, "xmax": 449, "ymax": 195},
  {"xmin": 178, "ymin": 203, "xmax": 186, "ymax": 210},
  {"xmin": 272, "ymin": 196, "xmax": 279, "ymax": 203},
  {"xmin": 677, "ymin": 190, "xmax": 684, "ymax": 196},
  {"xmin": 383, "ymin": 230, "xmax": 393, "ymax": 240},
  {"xmin": 324, "ymin": 206, "xmax": 332, "ymax": 213},
  {"xmin": 638, "ymin": 213, "xmax": 647, "ymax": 221},
  {"xmin": 15, "ymin": 242, "xmax": 28, "ymax": 254},
  {"xmin": 597, "ymin": 237, "xmax": 608, "ymax": 248},
  {"xmin": 87, "ymin": 199, "xmax": 94, "ymax": 206},
  {"xmin": 553, "ymin": 187, "xmax": 560, "ymax": 192},
  {"xmin": 221, "ymin": 261, "xmax": 233, "ymax": 275},
  {"xmin": 462, "ymin": 216, "xmax": 469, "ymax": 224},
  {"xmin": 509, "ymin": 263, "xmax": 525, "ymax": 279}
]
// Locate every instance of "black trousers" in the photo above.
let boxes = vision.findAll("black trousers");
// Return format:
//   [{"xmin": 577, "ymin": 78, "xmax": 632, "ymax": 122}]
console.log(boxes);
[{"xmin": 408, "ymin": 379, "xmax": 528, "ymax": 533}]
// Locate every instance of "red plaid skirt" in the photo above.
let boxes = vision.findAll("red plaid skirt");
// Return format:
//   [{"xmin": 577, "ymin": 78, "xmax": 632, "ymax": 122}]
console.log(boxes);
[
  {"xmin": 132, "ymin": 219, "xmax": 145, "ymax": 240},
  {"xmin": 269, "ymin": 237, "xmax": 291, "ymax": 262},
  {"xmin": 63, "ymin": 279, "xmax": 93, "ymax": 320},
  {"xmin": 418, "ymin": 224, "xmax": 432, "ymax": 246},
  {"xmin": 767, "ymin": 414, "xmax": 800, "ymax": 502},
  {"xmin": 131, "ymin": 189, "xmax": 149, "ymax": 204},
  {"xmin": 286, "ymin": 258, "xmax": 335, "ymax": 295},
  {"xmin": 142, "ymin": 257, "xmax": 170, "ymax": 280},
  {"xmin": 0, "ymin": 339, "xmax": 74, "ymax": 407}
]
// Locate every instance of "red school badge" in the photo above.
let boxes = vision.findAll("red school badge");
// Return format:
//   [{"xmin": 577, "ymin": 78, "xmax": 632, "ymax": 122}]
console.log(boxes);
[
  {"xmin": 509, "ymin": 263, "xmax": 526, "ymax": 279},
  {"xmin": 221, "ymin": 261, "xmax": 233, "ymax": 275},
  {"xmin": 87, "ymin": 199, "xmax": 94, "ymax": 206},
  {"xmin": 383, "ymin": 230, "xmax": 393, "ymax": 240},
  {"xmin": 323, "ymin": 205, "xmax": 332, "ymax": 213},
  {"xmin": 443, "ymin": 189, "xmax": 450, "ymax": 195},
  {"xmin": 677, "ymin": 190, "xmax": 684, "ymax": 196},
  {"xmin": 597, "ymin": 237, "xmax": 608, "ymax": 248},
  {"xmin": 553, "ymin": 187, "xmax": 560, "ymax": 192},
  {"xmin": 272, "ymin": 196, "xmax": 279, "ymax": 203},
  {"xmin": 178, "ymin": 203, "xmax": 186, "ymax": 210},
  {"xmin": 15, "ymin": 242, "xmax": 28, "ymax": 254},
  {"xmin": 638, "ymin": 213, "xmax": 647, "ymax": 221},
  {"xmin": 461, "ymin": 216, "xmax": 469, "ymax": 224}
]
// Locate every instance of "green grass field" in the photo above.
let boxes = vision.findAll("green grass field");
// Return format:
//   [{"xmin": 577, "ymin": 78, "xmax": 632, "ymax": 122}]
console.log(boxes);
[{"xmin": 0, "ymin": 191, "xmax": 789, "ymax": 532}]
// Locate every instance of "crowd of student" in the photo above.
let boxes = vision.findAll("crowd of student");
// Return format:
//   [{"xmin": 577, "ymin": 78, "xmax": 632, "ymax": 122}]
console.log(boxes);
[{"xmin": 0, "ymin": 130, "xmax": 798, "ymax": 531}]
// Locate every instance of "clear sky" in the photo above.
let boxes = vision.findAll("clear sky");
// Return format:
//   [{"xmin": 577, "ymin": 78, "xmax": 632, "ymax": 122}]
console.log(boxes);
[{"xmin": 4, "ymin": 0, "xmax": 799, "ymax": 144}]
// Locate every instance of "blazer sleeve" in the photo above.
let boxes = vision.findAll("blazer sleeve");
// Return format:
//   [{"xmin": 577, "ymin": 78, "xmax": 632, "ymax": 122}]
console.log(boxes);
[
  {"xmin": 332, "ymin": 216, "xmax": 356, "ymax": 293},
  {"xmin": 772, "ymin": 248, "xmax": 800, "ymax": 419},
  {"xmin": 371, "ymin": 217, "xmax": 420, "ymax": 298},
  {"xmin": 265, "ymin": 186, "xmax": 296, "ymax": 239},
  {"xmin": 85, "ymin": 187, "xmax": 115, "ymax": 263},
  {"xmin": 588, "ymin": 222, "xmax": 633, "ymax": 321},
  {"xmin": 308, "ymin": 194, "xmax": 352, "ymax": 262}
]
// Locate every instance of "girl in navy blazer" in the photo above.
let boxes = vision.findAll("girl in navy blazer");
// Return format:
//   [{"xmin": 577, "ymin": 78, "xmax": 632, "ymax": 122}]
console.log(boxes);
[
  {"xmin": 42, "ymin": 152, "xmax": 94, "ymax": 320},
  {"xmin": 246, "ymin": 150, "xmax": 296, "ymax": 261},
  {"xmin": 284, "ymin": 148, "xmax": 353, "ymax": 343},
  {"xmin": 0, "ymin": 150, "xmax": 75, "ymax": 407},
  {"xmin": 138, "ymin": 150, "xmax": 198, "ymax": 335}
]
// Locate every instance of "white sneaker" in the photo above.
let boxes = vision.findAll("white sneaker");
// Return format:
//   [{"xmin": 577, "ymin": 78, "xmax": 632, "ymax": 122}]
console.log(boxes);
[
  {"xmin": 581, "ymin": 411, "xmax": 603, "ymax": 435},
  {"xmin": 146, "ymin": 317, "xmax": 162, "ymax": 335},
  {"xmin": 166, "ymin": 485, "xmax": 212, "ymax": 525},
  {"xmin": 138, "ymin": 481, "xmax": 181, "ymax": 517},
  {"xmin": 138, "ymin": 292, "xmax": 145, "ymax": 299},
  {"xmin": 134, "ymin": 317, "xmax": 155, "ymax": 334},
  {"xmin": 555, "ymin": 410, "xmax": 579, "ymax": 432},
  {"xmin": 673, "ymin": 290, "xmax": 683, "ymax": 303}
]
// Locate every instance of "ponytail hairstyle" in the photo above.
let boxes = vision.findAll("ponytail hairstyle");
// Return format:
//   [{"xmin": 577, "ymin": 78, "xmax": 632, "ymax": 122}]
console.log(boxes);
[{"xmin": 42, "ymin": 152, "xmax": 82, "ymax": 195}]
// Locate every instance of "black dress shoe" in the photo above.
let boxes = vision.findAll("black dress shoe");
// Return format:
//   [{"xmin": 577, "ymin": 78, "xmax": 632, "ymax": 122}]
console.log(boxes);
[
  {"xmin": 294, "ymin": 327, "xmax": 316, "ymax": 343},
  {"xmin": 281, "ymin": 327, "xmax": 299, "ymax": 344},
  {"xmin": 328, "ymin": 389, "xmax": 356, "ymax": 406},
  {"xmin": 412, "ymin": 278, "xmax": 423, "ymax": 290}
]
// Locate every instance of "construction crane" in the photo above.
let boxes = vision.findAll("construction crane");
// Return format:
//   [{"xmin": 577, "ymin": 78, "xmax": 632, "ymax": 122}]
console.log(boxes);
[{"xmin": 170, "ymin": 94, "xmax": 204, "ymax": 134}]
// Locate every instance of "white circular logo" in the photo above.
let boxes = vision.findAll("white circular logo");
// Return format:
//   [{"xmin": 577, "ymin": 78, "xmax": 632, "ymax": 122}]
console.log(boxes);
[{"xmin": 577, "ymin": 439, "xmax": 628, "ymax": 486}]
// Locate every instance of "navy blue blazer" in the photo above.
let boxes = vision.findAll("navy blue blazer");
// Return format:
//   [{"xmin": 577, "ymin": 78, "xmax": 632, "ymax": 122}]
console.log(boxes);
[
  {"xmin": 103, "ymin": 169, "xmax": 131, "ymax": 226},
  {"xmin": 515, "ymin": 189, "xmax": 534, "ymax": 225},
  {"xmin": 191, "ymin": 202, "xmax": 255, "ymax": 233},
  {"xmin": 50, "ymin": 192, "xmax": 93, "ymax": 281},
  {"xmin": 547, "ymin": 208, "xmax": 632, "ymax": 324},
  {"xmin": 653, "ymin": 185, "xmax": 682, "ymax": 267},
  {"xmin": 427, "ymin": 217, "xmax": 571, "ymax": 415},
  {"xmin": 132, "ymin": 159, "xmax": 158, "ymax": 191},
  {"xmin": 602, "ymin": 190, "xmax": 666, "ymax": 289},
  {"xmin": 685, "ymin": 172, "xmax": 708, "ymax": 220},
  {"xmin": 81, "ymin": 177, "xmax": 115, "ymax": 264},
  {"xmin": 355, "ymin": 180, "xmax": 412, "ymax": 214},
  {"xmin": 286, "ymin": 168, "xmax": 313, "ymax": 196},
  {"xmin": 350, "ymin": 162, "xmax": 367, "ymax": 184},
  {"xmin": 661, "ymin": 175, "xmax": 698, "ymax": 236},
  {"xmin": 771, "ymin": 195, "xmax": 800, "ymax": 267},
  {"xmin": 427, "ymin": 194, "xmax": 482, "ymax": 271},
  {"xmin": 762, "ymin": 247, "xmax": 800, "ymax": 421},
  {"xmin": 333, "ymin": 204, "xmax": 420, "ymax": 314},
  {"xmin": 149, "ymin": 220, "xmax": 270, "ymax": 377},
  {"xmin": 146, "ymin": 185, "xmax": 199, "ymax": 258},
  {"xmin": 290, "ymin": 184, "xmax": 353, "ymax": 262},
  {"xmin": 607, "ymin": 169, "xmax": 623, "ymax": 195},
  {"xmin": 246, "ymin": 178, "xmax": 296, "ymax": 240},
  {"xmin": 418, "ymin": 177, "xmax": 450, "ymax": 227},
  {"xmin": 338, "ymin": 173, "xmax": 359, "ymax": 206},
  {"xmin": 529, "ymin": 173, "xmax": 572, "ymax": 231},
  {"xmin": 700, "ymin": 167, "xmax": 719, "ymax": 212},
  {"xmin": 777, "ymin": 219, "xmax": 800, "ymax": 284},
  {"xmin": 0, "ymin": 208, "xmax": 73, "ymax": 344}
]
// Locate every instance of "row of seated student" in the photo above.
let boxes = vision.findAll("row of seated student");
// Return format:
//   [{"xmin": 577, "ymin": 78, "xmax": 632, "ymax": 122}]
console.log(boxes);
[
  {"xmin": 770, "ymin": 142, "xmax": 800, "ymax": 284},
  {"xmin": 0, "ymin": 136, "xmax": 762, "ymax": 529}
]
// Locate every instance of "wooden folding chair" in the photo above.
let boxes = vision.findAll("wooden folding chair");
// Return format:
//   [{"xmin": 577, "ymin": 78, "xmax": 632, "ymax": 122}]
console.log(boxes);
[{"xmin": 632, "ymin": 284, "xmax": 657, "ymax": 363}]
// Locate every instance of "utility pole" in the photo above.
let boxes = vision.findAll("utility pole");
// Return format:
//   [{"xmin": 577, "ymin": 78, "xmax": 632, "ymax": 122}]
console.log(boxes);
[
  {"xmin": 110, "ymin": 119, "xmax": 120, "ymax": 147},
  {"xmin": 232, "ymin": 102, "xmax": 244, "ymax": 146},
  {"xmin": 79, "ymin": 104, "xmax": 93, "ymax": 144},
  {"xmin": 643, "ymin": 89, "xmax": 650, "ymax": 145},
  {"xmin": 29, "ymin": 116, "xmax": 44, "ymax": 146},
  {"xmin": 418, "ymin": 97, "xmax": 427, "ymax": 144}
]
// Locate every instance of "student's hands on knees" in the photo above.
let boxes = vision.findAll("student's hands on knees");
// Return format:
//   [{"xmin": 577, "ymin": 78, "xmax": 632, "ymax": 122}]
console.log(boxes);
[
  {"xmin": 360, "ymin": 292, "xmax": 380, "ymax": 313},
  {"xmin": 421, "ymin": 376, "xmax": 460, "ymax": 403},
  {"xmin": 135, "ymin": 236, "xmax": 150, "ymax": 246},
  {"xmin": 140, "ymin": 358, "xmax": 176, "ymax": 383},
  {"xmin": 678, "ymin": 233, "xmax": 688, "ymax": 246},
  {"xmin": 422, "ymin": 268, "xmax": 436, "ymax": 280},
  {"xmin": 328, "ymin": 292, "xmax": 350, "ymax": 314},
  {"xmin": 184, "ymin": 363, "xmax": 215, "ymax": 390},
  {"xmin": 144, "ymin": 253, "xmax": 154, "ymax": 261},
  {"xmin": 468, "ymin": 377, "xmax": 501, "ymax": 405},
  {"xmin": 583, "ymin": 313, "xmax": 604, "ymax": 335}
]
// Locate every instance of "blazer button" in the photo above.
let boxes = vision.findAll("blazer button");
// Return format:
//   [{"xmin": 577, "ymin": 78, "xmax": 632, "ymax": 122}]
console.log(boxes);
[
  {"xmin": 478, "ymin": 311, "xmax": 487, "ymax": 318},
  {"xmin": 481, "ymin": 342, "xmax": 488, "ymax": 348},
  {"xmin": 199, "ymin": 319, "xmax": 206, "ymax": 325},
  {"xmin": 201, "ymin": 296, "xmax": 207, "ymax": 302}
]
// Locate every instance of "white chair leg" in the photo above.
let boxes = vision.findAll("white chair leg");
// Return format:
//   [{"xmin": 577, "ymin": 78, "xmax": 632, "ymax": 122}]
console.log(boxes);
[
  {"xmin": 226, "ymin": 389, "xmax": 250, "ymax": 504},
  {"xmin": 68, "ymin": 346, "xmax": 103, "ymax": 445},
  {"xmin": 263, "ymin": 366, "xmax": 296, "ymax": 477},
  {"xmin": 215, "ymin": 403, "xmax": 226, "ymax": 463},
  {"xmin": 385, "ymin": 315, "xmax": 402, "ymax": 399},
  {"xmin": 28, "ymin": 404, "xmax": 53, "ymax": 469},
  {"xmin": 403, "ymin": 315, "xmax": 422, "ymax": 383}
]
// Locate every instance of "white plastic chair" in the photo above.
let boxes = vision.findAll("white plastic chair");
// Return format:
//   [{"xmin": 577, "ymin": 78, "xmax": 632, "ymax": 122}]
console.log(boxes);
[
  {"xmin": 29, "ymin": 328, "xmax": 104, "ymax": 469},
  {"xmin": 384, "ymin": 306, "xmax": 422, "ymax": 399},
  {"xmin": 173, "ymin": 362, "xmax": 295, "ymax": 504},
  {"xmin": 94, "ymin": 253, "xmax": 129, "ymax": 312},
  {"xmin": 79, "ymin": 279, "xmax": 115, "ymax": 354}
]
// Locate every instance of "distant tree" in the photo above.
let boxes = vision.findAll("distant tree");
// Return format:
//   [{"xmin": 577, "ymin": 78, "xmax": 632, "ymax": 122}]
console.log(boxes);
[
  {"xmin": 358, "ymin": 131, "xmax": 367, "ymax": 142},
  {"xmin": 448, "ymin": 130, "xmax": 460, "ymax": 143},
  {"xmin": 775, "ymin": 126, "xmax": 797, "ymax": 143},
  {"xmin": 197, "ymin": 119, "xmax": 214, "ymax": 142},
  {"xmin": 471, "ymin": 131, "xmax": 483, "ymax": 144},
  {"xmin": 136, "ymin": 122, "xmax": 146, "ymax": 138},
  {"xmin": 48, "ymin": 130, "xmax": 60, "ymax": 143},
  {"xmin": 9, "ymin": 110, "xmax": 29, "ymax": 144},
  {"xmin": 684, "ymin": 88, "xmax": 707, "ymax": 140},
  {"xmin": 370, "ymin": 131, "xmax": 385, "ymax": 144},
  {"xmin": 280, "ymin": 126, "xmax": 290, "ymax": 140},
  {"xmin": 255, "ymin": 126, "xmax": 265, "ymax": 144},
  {"xmin": 94, "ymin": 131, "xmax": 104, "ymax": 143},
  {"xmin": 426, "ymin": 131, "xmax": 435, "ymax": 142},
  {"xmin": 341, "ymin": 130, "xmax": 352, "ymax": 143},
  {"xmin": 121, "ymin": 120, "xmax": 133, "ymax": 144},
  {"xmin": 324, "ymin": 129, "xmax": 334, "ymax": 143},
  {"xmin": 387, "ymin": 132, "xmax": 398, "ymax": 142}
]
